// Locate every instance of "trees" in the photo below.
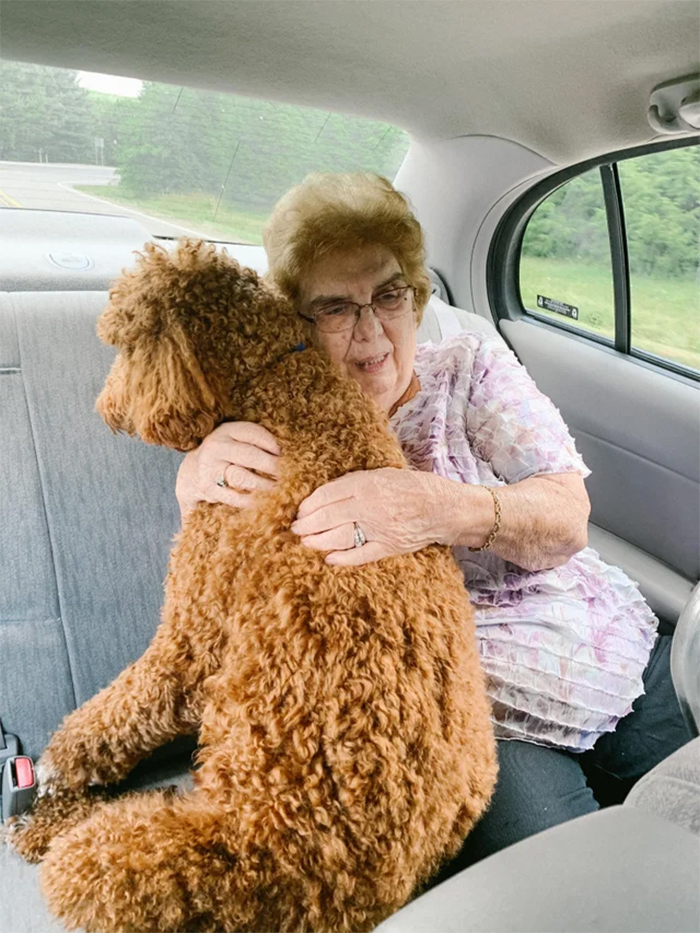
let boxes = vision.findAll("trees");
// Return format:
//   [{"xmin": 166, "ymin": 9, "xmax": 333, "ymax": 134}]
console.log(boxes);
[
  {"xmin": 116, "ymin": 82, "xmax": 226, "ymax": 197},
  {"xmin": 113, "ymin": 81, "xmax": 409, "ymax": 214},
  {"xmin": 522, "ymin": 147, "xmax": 699, "ymax": 280},
  {"xmin": 619, "ymin": 147, "xmax": 700, "ymax": 279},
  {"xmin": 0, "ymin": 60, "xmax": 409, "ymax": 217},
  {"xmin": 0, "ymin": 61, "xmax": 93, "ymax": 163}
]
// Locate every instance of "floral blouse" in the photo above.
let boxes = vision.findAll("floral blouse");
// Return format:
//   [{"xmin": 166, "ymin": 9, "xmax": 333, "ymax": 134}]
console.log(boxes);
[{"xmin": 390, "ymin": 333, "xmax": 658, "ymax": 753}]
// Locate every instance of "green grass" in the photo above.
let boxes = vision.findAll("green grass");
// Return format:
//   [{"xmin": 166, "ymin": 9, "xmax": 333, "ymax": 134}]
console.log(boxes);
[
  {"xmin": 520, "ymin": 256, "xmax": 699, "ymax": 371},
  {"xmin": 74, "ymin": 187, "xmax": 268, "ymax": 244}
]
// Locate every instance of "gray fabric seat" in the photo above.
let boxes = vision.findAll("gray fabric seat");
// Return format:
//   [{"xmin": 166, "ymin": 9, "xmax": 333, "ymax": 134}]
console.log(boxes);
[
  {"xmin": 0, "ymin": 291, "xmax": 183, "ymax": 764},
  {"xmin": 0, "ymin": 290, "xmax": 192, "ymax": 931}
]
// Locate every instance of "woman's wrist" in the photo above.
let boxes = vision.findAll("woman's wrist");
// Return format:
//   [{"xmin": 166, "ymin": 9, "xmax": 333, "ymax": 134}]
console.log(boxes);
[
  {"xmin": 467, "ymin": 486, "xmax": 502, "ymax": 552},
  {"xmin": 433, "ymin": 477, "xmax": 498, "ymax": 549}
]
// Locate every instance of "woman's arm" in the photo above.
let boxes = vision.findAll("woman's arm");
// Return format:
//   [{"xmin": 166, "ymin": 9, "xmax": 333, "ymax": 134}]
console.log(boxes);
[
  {"xmin": 444, "ymin": 471, "xmax": 590, "ymax": 571},
  {"xmin": 290, "ymin": 467, "xmax": 590, "ymax": 571}
]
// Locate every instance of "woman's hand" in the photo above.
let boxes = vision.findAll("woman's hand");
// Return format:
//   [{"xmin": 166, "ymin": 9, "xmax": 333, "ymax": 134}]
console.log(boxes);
[
  {"xmin": 175, "ymin": 422, "xmax": 281, "ymax": 520},
  {"xmin": 290, "ymin": 468, "xmax": 489, "ymax": 566},
  {"xmin": 292, "ymin": 469, "xmax": 590, "ymax": 570}
]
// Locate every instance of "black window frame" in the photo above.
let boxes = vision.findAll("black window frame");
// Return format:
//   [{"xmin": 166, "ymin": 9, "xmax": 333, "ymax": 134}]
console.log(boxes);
[{"xmin": 487, "ymin": 135, "xmax": 700, "ymax": 382}]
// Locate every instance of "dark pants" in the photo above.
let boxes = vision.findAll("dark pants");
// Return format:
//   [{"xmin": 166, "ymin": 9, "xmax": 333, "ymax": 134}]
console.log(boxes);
[{"xmin": 432, "ymin": 633, "xmax": 694, "ymax": 885}]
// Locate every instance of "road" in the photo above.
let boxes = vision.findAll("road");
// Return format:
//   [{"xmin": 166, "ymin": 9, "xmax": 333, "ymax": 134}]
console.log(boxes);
[{"xmin": 0, "ymin": 162, "xmax": 209, "ymax": 238}]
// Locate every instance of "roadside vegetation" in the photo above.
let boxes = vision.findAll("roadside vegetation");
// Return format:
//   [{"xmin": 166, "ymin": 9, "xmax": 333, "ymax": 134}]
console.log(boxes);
[
  {"xmin": 0, "ymin": 59, "xmax": 409, "ymax": 243},
  {"xmin": 520, "ymin": 257, "xmax": 699, "ymax": 370},
  {"xmin": 519, "ymin": 149, "xmax": 699, "ymax": 370},
  {"xmin": 76, "ymin": 187, "xmax": 269, "ymax": 243}
]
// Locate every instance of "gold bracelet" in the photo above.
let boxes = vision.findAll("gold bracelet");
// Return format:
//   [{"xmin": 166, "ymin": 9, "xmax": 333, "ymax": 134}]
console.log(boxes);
[{"xmin": 468, "ymin": 486, "xmax": 502, "ymax": 552}]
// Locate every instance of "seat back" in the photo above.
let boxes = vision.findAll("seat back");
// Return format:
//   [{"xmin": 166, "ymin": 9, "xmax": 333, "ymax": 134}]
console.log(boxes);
[{"xmin": 0, "ymin": 291, "xmax": 182, "ymax": 760}]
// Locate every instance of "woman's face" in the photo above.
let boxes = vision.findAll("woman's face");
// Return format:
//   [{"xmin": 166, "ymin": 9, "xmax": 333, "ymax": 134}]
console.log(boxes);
[{"xmin": 298, "ymin": 244, "xmax": 418, "ymax": 413}]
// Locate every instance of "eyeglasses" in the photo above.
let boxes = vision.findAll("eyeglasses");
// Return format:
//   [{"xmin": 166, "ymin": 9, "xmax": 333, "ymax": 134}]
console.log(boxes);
[{"xmin": 299, "ymin": 285, "xmax": 416, "ymax": 334}]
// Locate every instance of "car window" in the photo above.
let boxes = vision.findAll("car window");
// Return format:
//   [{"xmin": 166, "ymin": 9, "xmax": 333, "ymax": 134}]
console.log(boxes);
[
  {"xmin": 519, "ymin": 169, "xmax": 615, "ymax": 341},
  {"xmin": 618, "ymin": 147, "xmax": 699, "ymax": 371},
  {"xmin": 518, "ymin": 141, "xmax": 699, "ymax": 375},
  {"xmin": 0, "ymin": 61, "xmax": 410, "ymax": 243}
]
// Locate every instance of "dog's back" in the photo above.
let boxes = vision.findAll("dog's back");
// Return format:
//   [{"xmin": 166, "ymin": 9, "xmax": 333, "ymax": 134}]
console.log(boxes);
[{"xmin": 171, "ymin": 348, "xmax": 498, "ymax": 930}]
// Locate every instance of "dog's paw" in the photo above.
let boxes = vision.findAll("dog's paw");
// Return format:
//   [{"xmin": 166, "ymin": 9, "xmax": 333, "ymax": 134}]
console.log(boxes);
[
  {"xmin": 3, "ymin": 788, "xmax": 109, "ymax": 863},
  {"xmin": 34, "ymin": 743, "xmax": 104, "ymax": 795},
  {"xmin": 38, "ymin": 734, "xmax": 126, "ymax": 792},
  {"xmin": 4, "ymin": 809, "xmax": 55, "ymax": 864},
  {"xmin": 3, "ymin": 810, "xmax": 45, "ymax": 863},
  {"xmin": 34, "ymin": 756, "xmax": 63, "ymax": 798}
]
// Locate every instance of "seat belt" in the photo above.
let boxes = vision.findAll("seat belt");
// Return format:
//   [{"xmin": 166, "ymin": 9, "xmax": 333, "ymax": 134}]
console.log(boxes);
[{"xmin": 0, "ymin": 718, "xmax": 36, "ymax": 821}]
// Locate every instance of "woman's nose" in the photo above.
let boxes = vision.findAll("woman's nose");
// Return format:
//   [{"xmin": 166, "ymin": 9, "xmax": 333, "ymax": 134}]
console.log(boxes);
[{"xmin": 353, "ymin": 304, "xmax": 383, "ymax": 340}]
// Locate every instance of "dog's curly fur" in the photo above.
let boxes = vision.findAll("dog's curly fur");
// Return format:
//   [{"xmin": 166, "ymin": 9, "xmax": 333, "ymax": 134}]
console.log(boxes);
[{"xmin": 8, "ymin": 240, "xmax": 497, "ymax": 933}]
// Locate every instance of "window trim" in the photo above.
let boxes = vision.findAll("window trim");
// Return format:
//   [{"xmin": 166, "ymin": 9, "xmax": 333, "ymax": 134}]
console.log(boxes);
[{"xmin": 488, "ymin": 135, "xmax": 700, "ymax": 381}]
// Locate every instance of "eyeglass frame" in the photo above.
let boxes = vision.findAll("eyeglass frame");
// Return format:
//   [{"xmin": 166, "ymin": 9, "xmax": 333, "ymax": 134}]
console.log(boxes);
[{"xmin": 298, "ymin": 284, "xmax": 417, "ymax": 333}]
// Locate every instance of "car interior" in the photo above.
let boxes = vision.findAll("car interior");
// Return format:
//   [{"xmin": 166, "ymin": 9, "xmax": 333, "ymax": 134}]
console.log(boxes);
[{"xmin": 0, "ymin": 2, "xmax": 698, "ymax": 931}]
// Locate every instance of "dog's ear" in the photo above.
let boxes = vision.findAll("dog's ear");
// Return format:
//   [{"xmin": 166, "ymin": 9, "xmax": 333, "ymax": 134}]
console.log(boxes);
[
  {"xmin": 97, "ymin": 242, "xmax": 191, "ymax": 347},
  {"xmin": 96, "ymin": 324, "xmax": 219, "ymax": 451},
  {"xmin": 95, "ymin": 353, "xmax": 135, "ymax": 436}
]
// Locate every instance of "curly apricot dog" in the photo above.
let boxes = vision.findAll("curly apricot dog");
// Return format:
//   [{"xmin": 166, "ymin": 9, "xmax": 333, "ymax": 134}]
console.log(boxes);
[{"xmin": 8, "ymin": 240, "xmax": 497, "ymax": 933}]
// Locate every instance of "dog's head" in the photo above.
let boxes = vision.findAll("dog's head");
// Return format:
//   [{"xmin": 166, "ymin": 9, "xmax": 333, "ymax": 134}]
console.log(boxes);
[{"xmin": 96, "ymin": 239, "xmax": 304, "ymax": 450}]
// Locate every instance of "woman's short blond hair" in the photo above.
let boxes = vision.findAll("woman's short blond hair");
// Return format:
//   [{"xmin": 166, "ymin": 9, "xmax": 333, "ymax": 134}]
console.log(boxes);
[{"xmin": 263, "ymin": 173, "xmax": 431, "ymax": 323}]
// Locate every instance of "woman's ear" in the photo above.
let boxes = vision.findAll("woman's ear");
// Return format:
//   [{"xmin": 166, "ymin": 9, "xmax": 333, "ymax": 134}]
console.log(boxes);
[{"xmin": 96, "ymin": 325, "xmax": 220, "ymax": 451}]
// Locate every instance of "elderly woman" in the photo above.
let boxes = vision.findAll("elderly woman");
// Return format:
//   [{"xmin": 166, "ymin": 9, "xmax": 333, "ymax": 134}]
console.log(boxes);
[{"xmin": 176, "ymin": 173, "xmax": 691, "ymax": 875}]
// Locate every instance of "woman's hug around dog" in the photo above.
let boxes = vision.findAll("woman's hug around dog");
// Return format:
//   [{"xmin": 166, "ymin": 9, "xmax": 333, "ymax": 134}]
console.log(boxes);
[{"xmin": 6, "ymin": 239, "xmax": 497, "ymax": 933}]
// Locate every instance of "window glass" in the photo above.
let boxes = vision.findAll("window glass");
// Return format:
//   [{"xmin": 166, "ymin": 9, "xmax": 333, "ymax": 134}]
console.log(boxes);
[
  {"xmin": 0, "ymin": 61, "xmax": 410, "ymax": 243},
  {"xmin": 519, "ymin": 169, "xmax": 615, "ymax": 340},
  {"xmin": 617, "ymin": 146, "xmax": 699, "ymax": 371}
]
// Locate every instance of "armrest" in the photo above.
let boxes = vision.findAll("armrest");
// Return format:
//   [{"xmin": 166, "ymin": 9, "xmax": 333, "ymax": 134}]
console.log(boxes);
[
  {"xmin": 375, "ymin": 808, "xmax": 700, "ymax": 933},
  {"xmin": 625, "ymin": 736, "xmax": 700, "ymax": 836}
]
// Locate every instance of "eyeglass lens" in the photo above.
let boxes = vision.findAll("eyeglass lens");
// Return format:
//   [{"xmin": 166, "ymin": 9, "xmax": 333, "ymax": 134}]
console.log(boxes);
[{"xmin": 315, "ymin": 286, "xmax": 413, "ymax": 333}]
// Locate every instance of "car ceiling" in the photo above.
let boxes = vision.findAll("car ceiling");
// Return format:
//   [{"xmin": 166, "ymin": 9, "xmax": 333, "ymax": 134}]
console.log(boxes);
[{"xmin": 1, "ymin": 0, "xmax": 698, "ymax": 166}]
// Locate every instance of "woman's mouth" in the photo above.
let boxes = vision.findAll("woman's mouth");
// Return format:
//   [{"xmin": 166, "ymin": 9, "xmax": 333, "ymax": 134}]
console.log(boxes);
[{"xmin": 355, "ymin": 352, "xmax": 390, "ymax": 374}]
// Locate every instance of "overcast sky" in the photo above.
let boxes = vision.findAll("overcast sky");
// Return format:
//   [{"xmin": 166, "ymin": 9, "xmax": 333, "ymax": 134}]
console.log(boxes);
[{"xmin": 78, "ymin": 71, "xmax": 143, "ymax": 97}]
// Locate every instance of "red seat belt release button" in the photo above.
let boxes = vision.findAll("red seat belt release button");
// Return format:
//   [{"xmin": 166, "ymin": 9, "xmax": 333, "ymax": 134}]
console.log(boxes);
[
  {"xmin": 14, "ymin": 757, "xmax": 35, "ymax": 789},
  {"xmin": 1, "ymin": 753, "xmax": 37, "ymax": 821}
]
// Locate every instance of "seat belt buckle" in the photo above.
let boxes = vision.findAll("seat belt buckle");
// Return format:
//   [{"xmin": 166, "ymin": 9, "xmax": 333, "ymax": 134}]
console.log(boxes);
[{"xmin": 0, "ymin": 733, "xmax": 37, "ymax": 822}]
